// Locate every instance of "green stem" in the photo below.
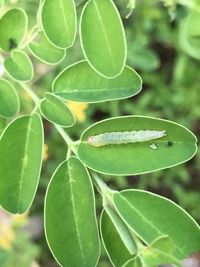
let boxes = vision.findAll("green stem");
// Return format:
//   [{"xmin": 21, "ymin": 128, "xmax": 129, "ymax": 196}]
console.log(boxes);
[
  {"xmin": 91, "ymin": 172, "xmax": 115, "ymax": 201},
  {"xmin": 19, "ymin": 81, "xmax": 79, "ymax": 154},
  {"xmin": 19, "ymin": 82, "xmax": 40, "ymax": 104},
  {"xmin": 21, "ymin": 26, "xmax": 39, "ymax": 49},
  {"xmin": 66, "ymin": 146, "xmax": 72, "ymax": 160},
  {"xmin": 92, "ymin": 172, "xmax": 145, "ymax": 252},
  {"xmin": 54, "ymin": 125, "xmax": 74, "ymax": 148},
  {"xmin": 110, "ymin": 100, "xmax": 120, "ymax": 117}
]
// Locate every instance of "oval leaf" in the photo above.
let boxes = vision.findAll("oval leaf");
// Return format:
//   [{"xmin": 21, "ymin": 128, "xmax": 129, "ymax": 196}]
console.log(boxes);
[
  {"xmin": 0, "ymin": 113, "xmax": 43, "ymax": 214},
  {"xmin": 100, "ymin": 210, "xmax": 133, "ymax": 267},
  {"xmin": 113, "ymin": 190, "xmax": 200, "ymax": 259},
  {"xmin": 80, "ymin": 0, "xmax": 127, "ymax": 78},
  {"xmin": 41, "ymin": 0, "xmax": 77, "ymax": 48},
  {"xmin": 104, "ymin": 204, "xmax": 137, "ymax": 255},
  {"xmin": 4, "ymin": 50, "xmax": 34, "ymax": 82},
  {"xmin": 77, "ymin": 116, "xmax": 197, "ymax": 175},
  {"xmin": 28, "ymin": 31, "xmax": 66, "ymax": 65},
  {"xmin": 123, "ymin": 257, "xmax": 143, "ymax": 267},
  {"xmin": 0, "ymin": 8, "xmax": 28, "ymax": 52},
  {"xmin": 0, "ymin": 79, "xmax": 20, "ymax": 118},
  {"xmin": 179, "ymin": 10, "xmax": 200, "ymax": 60},
  {"xmin": 53, "ymin": 61, "xmax": 142, "ymax": 103},
  {"xmin": 40, "ymin": 93, "xmax": 75, "ymax": 127},
  {"xmin": 142, "ymin": 236, "xmax": 181, "ymax": 267},
  {"xmin": 45, "ymin": 157, "xmax": 100, "ymax": 267},
  {"xmin": 122, "ymin": 257, "xmax": 144, "ymax": 267}
]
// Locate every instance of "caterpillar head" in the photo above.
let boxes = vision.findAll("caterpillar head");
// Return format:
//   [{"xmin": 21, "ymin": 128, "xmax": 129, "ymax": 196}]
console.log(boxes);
[{"xmin": 88, "ymin": 136, "xmax": 103, "ymax": 147}]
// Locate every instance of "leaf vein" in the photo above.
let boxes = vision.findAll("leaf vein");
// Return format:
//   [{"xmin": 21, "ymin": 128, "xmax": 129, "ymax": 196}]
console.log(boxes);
[
  {"xmin": 93, "ymin": 0, "xmax": 116, "ymax": 71},
  {"xmin": 17, "ymin": 116, "xmax": 33, "ymax": 212},
  {"xmin": 67, "ymin": 161, "xmax": 86, "ymax": 266},
  {"xmin": 117, "ymin": 194, "xmax": 184, "ymax": 255}
]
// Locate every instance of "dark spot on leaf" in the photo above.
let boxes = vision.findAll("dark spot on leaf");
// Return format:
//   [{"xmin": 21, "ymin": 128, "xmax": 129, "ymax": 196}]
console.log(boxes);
[
  {"xmin": 8, "ymin": 38, "xmax": 17, "ymax": 50},
  {"xmin": 167, "ymin": 141, "xmax": 173, "ymax": 147}
]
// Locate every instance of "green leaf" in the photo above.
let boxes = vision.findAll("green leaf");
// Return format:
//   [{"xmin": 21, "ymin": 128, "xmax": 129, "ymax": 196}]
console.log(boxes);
[
  {"xmin": 80, "ymin": 0, "xmax": 127, "ymax": 78},
  {"xmin": 45, "ymin": 157, "xmax": 100, "ymax": 267},
  {"xmin": 113, "ymin": 189, "xmax": 200, "ymax": 259},
  {"xmin": 104, "ymin": 204, "xmax": 137, "ymax": 255},
  {"xmin": 77, "ymin": 116, "xmax": 197, "ymax": 175},
  {"xmin": 0, "ymin": 0, "xmax": 4, "ymax": 8},
  {"xmin": 179, "ymin": 10, "xmax": 200, "ymax": 60},
  {"xmin": 40, "ymin": 93, "xmax": 75, "ymax": 127},
  {"xmin": 28, "ymin": 31, "xmax": 66, "ymax": 65},
  {"xmin": 0, "ymin": 113, "xmax": 43, "ymax": 214},
  {"xmin": 142, "ymin": 236, "xmax": 181, "ymax": 267},
  {"xmin": 100, "ymin": 209, "xmax": 133, "ymax": 267},
  {"xmin": 41, "ymin": 0, "xmax": 77, "ymax": 48},
  {"xmin": 0, "ymin": 8, "xmax": 28, "ymax": 52},
  {"xmin": 53, "ymin": 61, "xmax": 142, "ymax": 103},
  {"xmin": 128, "ymin": 49, "xmax": 159, "ymax": 72},
  {"xmin": 4, "ymin": 50, "xmax": 34, "ymax": 82},
  {"xmin": 0, "ymin": 79, "xmax": 20, "ymax": 118},
  {"xmin": 123, "ymin": 257, "xmax": 143, "ymax": 267}
]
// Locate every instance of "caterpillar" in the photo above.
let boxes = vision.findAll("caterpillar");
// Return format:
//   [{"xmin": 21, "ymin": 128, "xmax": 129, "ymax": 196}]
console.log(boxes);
[{"xmin": 88, "ymin": 130, "xmax": 166, "ymax": 147}]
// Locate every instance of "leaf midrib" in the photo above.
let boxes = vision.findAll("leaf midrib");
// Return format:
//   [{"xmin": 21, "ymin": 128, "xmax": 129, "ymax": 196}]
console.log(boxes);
[
  {"xmin": 17, "ymin": 116, "xmax": 33, "ymax": 212},
  {"xmin": 67, "ymin": 161, "xmax": 86, "ymax": 266},
  {"xmin": 30, "ymin": 42, "xmax": 63, "ymax": 56},
  {"xmin": 115, "ymin": 194, "xmax": 184, "ymax": 255},
  {"xmin": 58, "ymin": 0, "xmax": 70, "ymax": 41},
  {"xmin": 55, "ymin": 86, "xmax": 134, "ymax": 94},
  {"xmin": 93, "ymin": 0, "xmax": 116, "ymax": 71},
  {"xmin": 11, "ymin": 52, "xmax": 31, "ymax": 79}
]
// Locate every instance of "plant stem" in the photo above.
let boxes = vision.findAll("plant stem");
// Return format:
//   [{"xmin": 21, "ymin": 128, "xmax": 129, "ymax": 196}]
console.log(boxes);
[
  {"xmin": 19, "ymin": 82, "xmax": 40, "ymax": 104},
  {"xmin": 92, "ymin": 172, "xmax": 115, "ymax": 199},
  {"xmin": 54, "ymin": 125, "xmax": 74, "ymax": 147},
  {"xmin": 19, "ymin": 82, "xmax": 79, "ymax": 154},
  {"xmin": 111, "ymin": 100, "xmax": 120, "ymax": 117},
  {"xmin": 21, "ymin": 26, "xmax": 39, "ymax": 49}
]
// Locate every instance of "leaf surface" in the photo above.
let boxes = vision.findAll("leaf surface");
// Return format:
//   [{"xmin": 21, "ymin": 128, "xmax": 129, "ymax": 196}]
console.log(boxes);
[
  {"xmin": 29, "ymin": 31, "xmax": 66, "ymax": 64},
  {"xmin": 41, "ymin": 0, "xmax": 77, "ymax": 48},
  {"xmin": 113, "ymin": 190, "xmax": 200, "ymax": 259},
  {"xmin": 80, "ymin": 0, "xmax": 126, "ymax": 78},
  {"xmin": 77, "ymin": 116, "xmax": 197, "ymax": 175},
  {"xmin": 0, "ymin": 8, "xmax": 28, "ymax": 52},
  {"xmin": 0, "ymin": 79, "xmax": 20, "ymax": 118},
  {"xmin": 4, "ymin": 50, "xmax": 34, "ymax": 81},
  {"xmin": 45, "ymin": 157, "xmax": 100, "ymax": 267},
  {"xmin": 0, "ymin": 113, "xmax": 43, "ymax": 214},
  {"xmin": 53, "ymin": 61, "xmax": 141, "ymax": 102},
  {"xmin": 40, "ymin": 93, "xmax": 75, "ymax": 127},
  {"xmin": 100, "ymin": 209, "xmax": 133, "ymax": 267}
]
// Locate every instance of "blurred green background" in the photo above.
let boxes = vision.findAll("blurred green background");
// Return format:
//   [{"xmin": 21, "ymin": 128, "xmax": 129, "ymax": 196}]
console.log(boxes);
[{"xmin": 0, "ymin": 0, "xmax": 200, "ymax": 266}]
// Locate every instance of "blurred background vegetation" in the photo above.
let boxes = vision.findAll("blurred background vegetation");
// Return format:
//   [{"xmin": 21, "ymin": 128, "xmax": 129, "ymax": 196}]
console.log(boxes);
[{"xmin": 0, "ymin": 0, "xmax": 200, "ymax": 266}]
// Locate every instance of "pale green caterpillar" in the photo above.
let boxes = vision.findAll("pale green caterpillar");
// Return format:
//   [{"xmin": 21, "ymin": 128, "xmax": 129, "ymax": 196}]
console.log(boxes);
[{"xmin": 88, "ymin": 130, "xmax": 166, "ymax": 147}]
